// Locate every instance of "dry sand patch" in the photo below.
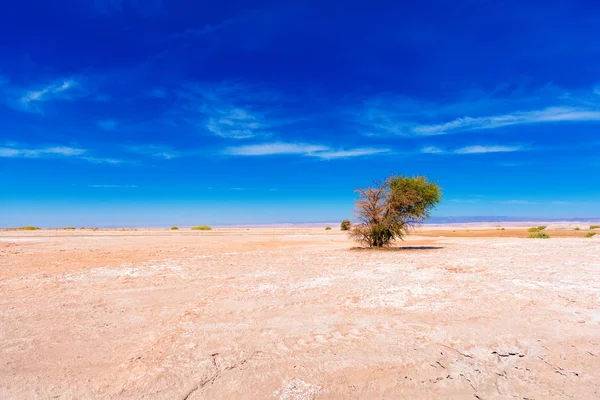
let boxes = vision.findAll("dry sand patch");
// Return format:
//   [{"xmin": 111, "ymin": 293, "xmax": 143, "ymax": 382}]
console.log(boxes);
[{"xmin": 0, "ymin": 228, "xmax": 599, "ymax": 398}]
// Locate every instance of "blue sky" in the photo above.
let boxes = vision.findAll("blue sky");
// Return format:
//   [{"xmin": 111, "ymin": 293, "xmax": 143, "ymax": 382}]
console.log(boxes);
[{"xmin": 1, "ymin": 0, "xmax": 599, "ymax": 226}]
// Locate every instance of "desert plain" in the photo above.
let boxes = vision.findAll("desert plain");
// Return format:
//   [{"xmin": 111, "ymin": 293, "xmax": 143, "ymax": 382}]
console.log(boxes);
[{"xmin": 1, "ymin": 226, "xmax": 599, "ymax": 399}]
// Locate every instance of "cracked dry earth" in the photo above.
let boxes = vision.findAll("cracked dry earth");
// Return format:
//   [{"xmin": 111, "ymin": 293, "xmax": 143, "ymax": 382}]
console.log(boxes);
[{"xmin": 1, "ymin": 229, "xmax": 599, "ymax": 399}]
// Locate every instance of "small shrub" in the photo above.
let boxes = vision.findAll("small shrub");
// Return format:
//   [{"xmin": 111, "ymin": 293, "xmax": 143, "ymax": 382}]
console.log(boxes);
[
  {"xmin": 64, "ymin": 227, "xmax": 76, "ymax": 230},
  {"xmin": 529, "ymin": 232, "xmax": 551, "ymax": 239},
  {"xmin": 340, "ymin": 219, "xmax": 351, "ymax": 231},
  {"xmin": 171, "ymin": 226, "xmax": 179, "ymax": 230},
  {"xmin": 574, "ymin": 227, "xmax": 581, "ymax": 231},
  {"xmin": 527, "ymin": 227, "xmax": 539, "ymax": 233},
  {"xmin": 585, "ymin": 232, "xmax": 597, "ymax": 238},
  {"xmin": 496, "ymin": 227, "xmax": 506, "ymax": 231},
  {"xmin": 19, "ymin": 226, "xmax": 40, "ymax": 230},
  {"xmin": 537, "ymin": 226, "xmax": 547, "ymax": 231},
  {"xmin": 590, "ymin": 225, "xmax": 600, "ymax": 230},
  {"xmin": 191, "ymin": 225, "xmax": 212, "ymax": 231},
  {"xmin": 325, "ymin": 226, "xmax": 332, "ymax": 230}
]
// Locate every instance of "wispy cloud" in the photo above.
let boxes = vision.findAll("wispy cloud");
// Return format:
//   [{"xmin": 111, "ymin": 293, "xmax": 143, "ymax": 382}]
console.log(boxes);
[
  {"xmin": 205, "ymin": 108, "xmax": 265, "ymax": 139},
  {"xmin": 20, "ymin": 79, "xmax": 76, "ymax": 105},
  {"xmin": 88, "ymin": 184, "xmax": 138, "ymax": 188},
  {"xmin": 225, "ymin": 142, "xmax": 327, "ymax": 156},
  {"xmin": 1, "ymin": 77, "xmax": 95, "ymax": 113},
  {"xmin": 176, "ymin": 82, "xmax": 284, "ymax": 139},
  {"xmin": 80, "ymin": 156, "xmax": 125, "ymax": 164},
  {"xmin": 128, "ymin": 145, "xmax": 181, "ymax": 159},
  {"xmin": 0, "ymin": 145, "xmax": 86, "ymax": 158},
  {"xmin": 15, "ymin": 79, "xmax": 81, "ymax": 112},
  {"xmin": 0, "ymin": 144, "xmax": 123, "ymax": 164},
  {"xmin": 358, "ymin": 85, "xmax": 600, "ymax": 136},
  {"xmin": 414, "ymin": 107, "xmax": 600, "ymax": 135},
  {"xmin": 454, "ymin": 145, "xmax": 525, "ymax": 154},
  {"xmin": 422, "ymin": 145, "xmax": 526, "ymax": 154},
  {"xmin": 313, "ymin": 148, "xmax": 390, "ymax": 159},
  {"xmin": 225, "ymin": 142, "xmax": 389, "ymax": 159},
  {"xmin": 498, "ymin": 200, "xmax": 539, "ymax": 205}
]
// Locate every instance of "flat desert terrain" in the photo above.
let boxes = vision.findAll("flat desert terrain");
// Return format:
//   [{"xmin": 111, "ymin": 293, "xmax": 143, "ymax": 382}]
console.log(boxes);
[{"xmin": 1, "ymin": 227, "xmax": 599, "ymax": 399}]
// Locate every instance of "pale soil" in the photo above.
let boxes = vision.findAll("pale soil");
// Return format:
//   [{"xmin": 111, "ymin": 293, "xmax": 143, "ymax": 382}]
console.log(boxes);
[{"xmin": 1, "ymin": 228, "xmax": 599, "ymax": 399}]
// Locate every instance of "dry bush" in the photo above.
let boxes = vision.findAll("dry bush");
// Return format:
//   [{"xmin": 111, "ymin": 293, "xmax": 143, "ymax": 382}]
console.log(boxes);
[
  {"xmin": 529, "ymin": 232, "xmax": 551, "ymax": 239},
  {"xmin": 191, "ymin": 225, "xmax": 212, "ymax": 230},
  {"xmin": 18, "ymin": 226, "xmax": 40, "ymax": 230},
  {"xmin": 349, "ymin": 175, "xmax": 442, "ymax": 248},
  {"xmin": 340, "ymin": 219, "xmax": 351, "ymax": 231}
]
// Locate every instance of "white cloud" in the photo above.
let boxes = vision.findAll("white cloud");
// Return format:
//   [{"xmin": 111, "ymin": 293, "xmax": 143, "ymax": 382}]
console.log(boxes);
[
  {"xmin": 454, "ymin": 145, "xmax": 525, "ymax": 154},
  {"xmin": 80, "ymin": 156, "xmax": 125, "ymax": 164},
  {"xmin": 421, "ymin": 146, "xmax": 445, "ymax": 154},
  {"xmin": 414, "ymin": 107, "xmax": 600, "ymax": 135},
  {"xmin": 500, "ymin": 200, "xmax": 539, "ymax": 205},
  {"xmin": 0, "ymin": 145, "xmax": 86, "ymax": 158},
  {"xmin": 421, "ymin": 145, "xmax": 525, "ymax": 155},
  {"xmin": 225, "ymin": 142, "xmax": 328, "ymax": 156},
  {"xmin": 310, "ymin": 148, "xmax": 389, "ymax": 159},
  {"xmin": 19, "ymin": 79, "xmax": 77, "ymax": 108},
  {"xmin": 359, "ymin": 85, "xmax": 600, "ymax": 136},
  {"xmin": 225, "ymin": 142, "xmax": 389, "ymax": 159},
  {"xmin": 177, "ymin": 82, "xmax": 283, "ymax": 139},
  {"xmin": 0, "ymin": 144, "xmax": 123, "ymax": 164},
  {"xmin": 205, "ymin": 108, "xmax": 265, "ymax": 139},
  {"xmin": 128, "ymin": 145, "xmax": 180, "ymax": 159},
  {"xmin": 88, "ymin": 185, "xmax": 138, "ymax": 188}
]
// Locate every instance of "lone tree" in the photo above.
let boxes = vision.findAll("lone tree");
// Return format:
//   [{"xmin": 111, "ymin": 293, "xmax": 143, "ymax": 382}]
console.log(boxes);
[
  {"xmin": 350, "ymin": 175, "xmax": 442, "ymax": 247},
  {"xmin": 340, "ymin": 219, "xmax": 351, "ymax": 231}
]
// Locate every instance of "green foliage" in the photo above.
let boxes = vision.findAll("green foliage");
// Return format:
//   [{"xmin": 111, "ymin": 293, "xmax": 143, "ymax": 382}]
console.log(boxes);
[
  {"xmin": 585, "ymin": 232, "xmax": 597, "ymax": 238},
  {"xmin": 574, "ymin": 227, "xmax": 581, "ymax": 231},
  {"xmin": 590, "ymin": 225, "xmax": 600, "ymax": 230},
  {"xmin": 325, "ymin": 226, "xmax": 332, "ymax": 230},
  {"xmin": 171, "ymin": 226, "xmax": 179, "ymax": 230},
  {"xmin": 340, "ymin": 219, "xmax": 351, "ymax": 231},
  {"xmin": 529, "ymin": 232, "xmax": 551, "ymax": 239},
  {"xmin": 537, "ymin": 226, "xmax": 547, "ymax": 230},
  {"xmin": 191, "ymin": 225, "xmax": 212, "ymax": 230},
  {"xmin": 19, "ymin": 226, "xmax": 40, "ymax": 230},
  {"xmin": 527, "ymin": 227, "xmax": 539, "ymax": 233},
  {"xmin": 64, "ymin": 227, "xmax": 76, "ymax": 230},
  {"xmin": 350, "ymin": 175, "xmax": 442, "ymax": 247}
]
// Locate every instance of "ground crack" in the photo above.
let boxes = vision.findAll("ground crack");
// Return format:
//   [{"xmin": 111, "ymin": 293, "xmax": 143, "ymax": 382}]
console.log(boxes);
[
  {"xmin": 181, "ymin": 352, "xmax": 258, "ymax": 400},
  {"xmin": 537, "ymin": 356, "xmax": 579, "ymax": 378},
  {"xmin": 492, "ymin": 351, "xmax": 525, "ymax": 358},
  {"xmin": 441, "ymin": 344, "xmax": 474, "ymax": 359}
]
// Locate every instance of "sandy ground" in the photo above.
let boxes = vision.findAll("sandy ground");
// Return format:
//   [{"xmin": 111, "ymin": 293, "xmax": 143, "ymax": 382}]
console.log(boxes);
[{"xmin": 1, "ymin": 228, "xmax": 599, "ymax": 399}]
